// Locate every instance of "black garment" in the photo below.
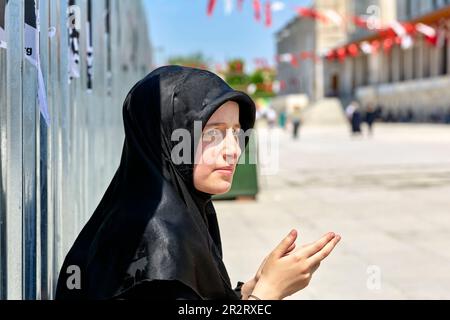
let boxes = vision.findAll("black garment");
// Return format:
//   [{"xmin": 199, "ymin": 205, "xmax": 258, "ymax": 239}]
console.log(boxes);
[
  {"xmin": 55, "ymin": 66, "xmax": 256, "ymax": 300},
  {"xmin": 351, "ymin": 111, "xmax": 362, "ymax": 134},
  {"xmin": 292, "ymin": 120, "xmax": 301, "ymax": 140},
  {"xmin": 365, "ymin": 111, "xmax": 377, "ymax": 135}
]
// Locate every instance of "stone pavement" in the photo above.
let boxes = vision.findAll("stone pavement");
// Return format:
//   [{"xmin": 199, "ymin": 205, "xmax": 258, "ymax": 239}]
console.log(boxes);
[{"xmin": 214, "ymin": 123, "xmax": 450, "ymax": 299}]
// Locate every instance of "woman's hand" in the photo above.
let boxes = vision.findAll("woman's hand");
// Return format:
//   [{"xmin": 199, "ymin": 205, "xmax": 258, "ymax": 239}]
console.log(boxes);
[
  {"xmin": 250, "ymin": 230, "xmax": 341, "ymax": 300},
  {"xmin": 241, "ymin": 237, "xmax": 297, "ymax": 299}
]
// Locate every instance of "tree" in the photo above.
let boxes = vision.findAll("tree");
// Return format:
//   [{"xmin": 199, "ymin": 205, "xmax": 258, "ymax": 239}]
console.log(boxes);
[{"xmin": 168, "ymin": 52, "xmax": 210, "ymax": 70}]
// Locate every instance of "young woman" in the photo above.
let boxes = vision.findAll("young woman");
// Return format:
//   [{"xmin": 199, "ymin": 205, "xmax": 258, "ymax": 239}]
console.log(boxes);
[{"xmin": 55, "ymin": 66, "xmax": 341, "ymax": 300}]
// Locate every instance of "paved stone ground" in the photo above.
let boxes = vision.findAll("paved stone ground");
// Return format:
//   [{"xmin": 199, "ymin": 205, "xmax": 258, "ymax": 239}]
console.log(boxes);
[{"xmin": 214, "ymin": 123, "xmax": 450, "ymax": 300}]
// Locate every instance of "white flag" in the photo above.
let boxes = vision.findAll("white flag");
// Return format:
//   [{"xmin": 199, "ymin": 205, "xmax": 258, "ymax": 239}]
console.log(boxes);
[
  {"xmin": 360, "ymin": 41, "xmax": 372, "ymax": 54},
  {"xmin": 224, "ymin": 0, "xmax": 233, "ymax": 15},
  {"xmin": 323, "ymin": 9, "xmax": 343, "ymax": 26},
  {"xmin": 415, "ymin": 23, "xmax": 436, "ymax": 38},
  {"xmin": 271, "ymin": 1, "xmax": 285, "ymax": 12}
]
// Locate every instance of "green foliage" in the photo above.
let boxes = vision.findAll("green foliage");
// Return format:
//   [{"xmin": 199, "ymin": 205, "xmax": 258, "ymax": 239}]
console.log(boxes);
[
  {"xmin": 168, "ymin": 52, "xmax": 210, "ymax": 69},
  {"xmin": 166, "ymin": 55, "xmax": 277, "ymax": 99}
]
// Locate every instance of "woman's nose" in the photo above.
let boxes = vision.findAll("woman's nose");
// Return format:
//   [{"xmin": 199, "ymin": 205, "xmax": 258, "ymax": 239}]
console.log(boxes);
[{"xmin": 223, "ymin": 130, "xmax": 241, "ymax": 163}]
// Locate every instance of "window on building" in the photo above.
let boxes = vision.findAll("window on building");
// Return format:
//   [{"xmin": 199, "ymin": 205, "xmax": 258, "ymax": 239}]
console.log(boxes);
[
  {"xmin": 435, "ymin": 0, "xmax": 448, "ymax": 9},
  {"xmin": 352, "ymin": 59, "xmax": 357, "ymax": 92},
  {"xmin": 433, "ymin": 0, "xmax": 439, "ymax": 10},
  {"xmin": 413, "ymin": 44, "xmax": 421, "ymax": 79},
  {"xmin": 398, "ymin": 49, "xmax": 405, "ymax": 82},
  {"xmin": 362, "ymin": 55, "xmax": 369, "ymax": 86},
  {"xmin": 406, "ymin": 0, "xmax": 413, "ymax": 20},
  {"xmin": 388, "ymin": 51, "xmax": 395, "ymax": 83},
  {"xmin": 441, "ymin": 39, "xmax": 449, "ymax": 75},
  {"xmin": 423, "ymin": 44, "xmax": 431, "ymax": 78}
]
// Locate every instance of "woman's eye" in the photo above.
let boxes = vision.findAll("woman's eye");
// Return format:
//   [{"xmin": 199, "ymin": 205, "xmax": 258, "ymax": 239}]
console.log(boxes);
[{"xmin": 203, "ymin": 129, "xmax": 223, "ymax": 142}]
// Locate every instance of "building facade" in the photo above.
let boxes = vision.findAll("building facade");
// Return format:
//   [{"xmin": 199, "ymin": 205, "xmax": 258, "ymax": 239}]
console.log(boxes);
[
  {"xmin": 324, "ymin": 0, "xmax": 450, "ymax": 121},
  {"xmin": 277, "ymin": 0, "xmax": 450, "ymax": 121},
  {"xmin": 276, "ymin": 0, "xmax": 349, "ymax": 100}
]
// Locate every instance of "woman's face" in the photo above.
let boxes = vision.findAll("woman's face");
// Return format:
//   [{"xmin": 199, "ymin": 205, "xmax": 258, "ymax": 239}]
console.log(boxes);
[{"xmin": 193, "ymin": 101, "xmax": 242, "ymax": 195}]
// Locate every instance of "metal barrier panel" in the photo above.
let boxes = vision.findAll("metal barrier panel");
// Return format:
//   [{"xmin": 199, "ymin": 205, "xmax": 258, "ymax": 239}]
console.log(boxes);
[{"xmin": 0, "ymin": 0, "xmax": 153, "ymax": 300}]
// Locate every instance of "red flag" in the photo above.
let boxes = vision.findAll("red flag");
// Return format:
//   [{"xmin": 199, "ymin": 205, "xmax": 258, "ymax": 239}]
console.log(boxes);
[
  {"xmin": 371, "ymin": 40, "xmax": 381, "ymax": 54},
  {"xmin": 352, "ymin": 16, "xmax": 368, "ymax": 29},
  {"xmin": 416, "ymin": 23, "xmax": 438, "ymax": 46},
  {"xmin": 238, "ymin": 0, "xmax": 244, "ymax": 12},
  {"xmin": 337, "ymin": 47, "xmax": 346, "ymax": 62},
  {"xmin": 265, "ymin": 1, "xmax": 272, "ymax": 27},
  {"xmin": 253, "ymin": 0, "xmax": 261, "ymax": 21},
  {"xmin": 296, "ymin": 7, "xmax": 328, "ymax": 23},
  {"xmin": 207, "ymin": 0, "xmax": 217, "ymax": 16},
  {"xmin": 290, "ymin": 55, "xmax": 299, "ymax": 67},
  {"xmin": 347, "ymin": 44, "xmax": 359, "ymax": 57},
  {"xmin": 326, "ymin": 50, "xmax": 336, "ymax": 61},
  {"xmin": 383, "ymin": 38, "xmax": 394, "ymax": 53}
]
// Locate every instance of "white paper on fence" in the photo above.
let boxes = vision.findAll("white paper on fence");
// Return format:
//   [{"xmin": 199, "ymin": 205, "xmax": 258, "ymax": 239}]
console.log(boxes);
[
  {"xmin": 38, "ymin": 64, "xmax": 50, "ymax": 125},
  {"xmin": 0, "ymin": 27, "xmax": 6, "ymax": 49},
  {"xmin": 69, "ymin": 36, "xmax": 81, "ymax": 80},
  {"xmin": 0, "ymin": 0, "xmax": 6, "ymax": 48},
  {"xmin": 86, "ymin": 20, "xmax": 94, "ymax": 91},
  {"xmin": 24, "ymin": 23, "xmax": 38, "ymax": 66},
  {"xmin": 24, "ymin": 1, "xmax": 50, "ymax": 126}
]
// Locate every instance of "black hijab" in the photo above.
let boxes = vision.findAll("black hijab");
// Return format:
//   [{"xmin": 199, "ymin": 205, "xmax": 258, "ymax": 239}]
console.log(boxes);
[{"xmin": 55, "ymin": 66, "xmax": 256, "ymax": 300}]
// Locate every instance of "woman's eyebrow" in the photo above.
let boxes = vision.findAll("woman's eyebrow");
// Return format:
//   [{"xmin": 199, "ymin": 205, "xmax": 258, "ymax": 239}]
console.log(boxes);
[{"xmin": 205, "ymin": 122, "xmax": 241, "ymax": 128}]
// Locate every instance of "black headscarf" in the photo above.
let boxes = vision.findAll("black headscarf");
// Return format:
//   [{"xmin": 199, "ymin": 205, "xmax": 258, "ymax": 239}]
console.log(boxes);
[{"xmin": 55, "ymin": 66, "xmax": 256, "ymax": 300}]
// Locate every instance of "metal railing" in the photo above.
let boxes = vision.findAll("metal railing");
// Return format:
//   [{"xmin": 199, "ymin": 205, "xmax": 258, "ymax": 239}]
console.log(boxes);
[{"xmin": 0, "ymin": 0, "xmax": 153, "ymax": 300}]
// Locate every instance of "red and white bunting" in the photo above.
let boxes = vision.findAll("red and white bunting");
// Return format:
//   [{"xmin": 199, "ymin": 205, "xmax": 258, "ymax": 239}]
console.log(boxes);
[
  {"xmin": 207, "ymin": 0, "xmax": 217, "ymax": 16},
  {"xmin": 253, "ymin": 0, "xmax": 261, "ymax": 21},
  {"xmin": 360, "ymin": 41, "xmax": 372, "ymax": 54},
  {"xmin": 416, "ymin": 22, "xmax": 438, "ymax": 45},
  {"xmin": 322, "ymin": 9, "xmax": 343, "ymax": 26},
  {"xmin": 237, "ymin": 0, "xmax": 244, "ymax": 12},
  {"xmin": 295, "ymin": 7, "xmax": 328, "ymax": 23},
  {"xmin": 271, "ymin": 1, "xmax": 285, "ymax": 12},
  {"xmin": 265, "ymin": 0, "xmax": 272, "ymax": 27}
]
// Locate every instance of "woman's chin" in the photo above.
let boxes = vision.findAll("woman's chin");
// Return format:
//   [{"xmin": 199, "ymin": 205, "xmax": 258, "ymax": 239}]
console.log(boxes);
[{"xmin": 209, "ymin": 181, "xmax": 233, "ymax": 195}]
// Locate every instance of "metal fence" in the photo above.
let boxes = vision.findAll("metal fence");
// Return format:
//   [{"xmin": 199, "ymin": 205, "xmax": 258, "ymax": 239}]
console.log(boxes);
[{"xmin": 0, "ymin": 0, "xmax": 153, "ymax": 300}]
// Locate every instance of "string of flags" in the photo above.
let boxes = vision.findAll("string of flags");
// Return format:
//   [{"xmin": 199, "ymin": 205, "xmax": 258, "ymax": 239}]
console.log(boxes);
[
  {"xmin": 325, "ymin": 19, "xmax": 450, "ymax": 63},
  {"xmin": 205, "ymin": 1, "xmax": 450, "ymax": 67}
]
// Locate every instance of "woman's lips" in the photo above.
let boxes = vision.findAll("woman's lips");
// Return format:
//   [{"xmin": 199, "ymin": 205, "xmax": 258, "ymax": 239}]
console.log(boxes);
[{"xmin": 214, "ymin": 167, "xmax": 234, "ymax": 176}]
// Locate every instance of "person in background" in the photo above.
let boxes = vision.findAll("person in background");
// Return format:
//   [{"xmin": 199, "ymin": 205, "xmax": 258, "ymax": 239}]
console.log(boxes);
[
  {"xmin": 365, "ymin": 103, "xmax": 377, "ymax": 137},
  {"xmin": 279, "ymin": 110, "xmax": 287, "ymax": 130},
  {"xmin": 266, "ymin": 107, "xmax": 277, "ymax": 130},
  {"xmin": 445, "ymin": 108, "xmax": 450, "ymax": 124},
  {"xmin": 290, "ymin": 105, "xmax": 302, "ymax": 140},
  {"xmin": 345, "ymin": 100, "xmax": 362, "ymax": 136}
]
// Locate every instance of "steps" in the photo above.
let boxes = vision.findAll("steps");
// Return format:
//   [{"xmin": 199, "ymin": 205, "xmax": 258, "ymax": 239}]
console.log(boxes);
[{"xmin": 301, "ymin": 98, "xmax": 348, "ymax": 126}]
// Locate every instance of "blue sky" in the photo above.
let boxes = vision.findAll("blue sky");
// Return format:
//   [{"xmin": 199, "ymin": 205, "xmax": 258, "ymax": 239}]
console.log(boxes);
[{"xmin": 144, "ymin": 0, "xmax": 311, "ymax": 71}]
